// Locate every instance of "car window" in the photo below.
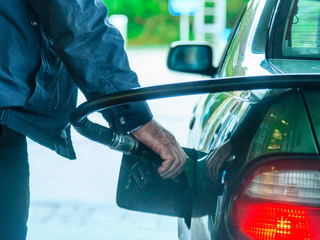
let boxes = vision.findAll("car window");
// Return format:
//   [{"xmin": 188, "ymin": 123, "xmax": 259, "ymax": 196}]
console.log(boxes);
[
  {"xmin": 272, "ymin": 0, "xmax": 320, "ymax": 59},
  {"xmin": 283, "ymin": 0, "xmax": 320, "ymax": 58}
]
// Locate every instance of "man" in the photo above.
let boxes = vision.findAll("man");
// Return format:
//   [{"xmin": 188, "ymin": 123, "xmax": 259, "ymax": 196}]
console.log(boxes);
[{"xmin": 0, "ymin": 0, "xmax": 186, "ymax": 239}]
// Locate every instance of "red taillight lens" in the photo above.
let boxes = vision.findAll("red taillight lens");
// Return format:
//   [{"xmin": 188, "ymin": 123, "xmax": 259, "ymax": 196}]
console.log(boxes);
[
  {"xmin": 230, "ymin": 158, "xmax": 320, "ymax": 240},
  {"xmin": 233, "ymin": 201, "xmax": 320, "ymax": 240}
]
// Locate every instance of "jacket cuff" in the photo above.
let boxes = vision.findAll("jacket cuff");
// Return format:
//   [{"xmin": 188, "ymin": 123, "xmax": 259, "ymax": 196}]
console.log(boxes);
[{"xmin": 108, "ymin": 101, "xmax": 153, "ymax": 133}]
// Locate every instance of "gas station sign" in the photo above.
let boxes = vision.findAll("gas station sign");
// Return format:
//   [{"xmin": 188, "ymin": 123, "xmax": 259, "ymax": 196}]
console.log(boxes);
[{"xmin": 169, "ymin": 0, "xmax": 201, "ymax": 16}]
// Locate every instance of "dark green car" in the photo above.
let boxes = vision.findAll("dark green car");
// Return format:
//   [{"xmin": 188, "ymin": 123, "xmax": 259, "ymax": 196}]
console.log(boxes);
[
  {"xmin": 72, "ymin": 0, "xmax": 320, "ymax": 239},
  {"xmin": 166, "ymin": 0, "xmax": 320, "ymax": 239}
]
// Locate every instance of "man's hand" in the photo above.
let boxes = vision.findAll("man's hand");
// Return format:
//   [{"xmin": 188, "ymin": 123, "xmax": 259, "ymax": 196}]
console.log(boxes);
[{"xmin": 132, "ymin": 119, "xmax": 187, "ymax": 179}]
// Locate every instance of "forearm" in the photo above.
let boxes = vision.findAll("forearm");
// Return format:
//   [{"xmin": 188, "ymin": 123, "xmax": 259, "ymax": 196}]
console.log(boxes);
[{"xmin": 29, "ymin": 0, "xmax": 152, "ymax": 132}]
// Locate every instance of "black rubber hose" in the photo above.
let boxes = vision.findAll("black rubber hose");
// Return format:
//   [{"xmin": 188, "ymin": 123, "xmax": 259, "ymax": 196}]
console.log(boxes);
[
  {"xmin": 72, "ymin": 117, "xmax": 115, "ymax": 147},
  {"xmin": 70, "ymin": 74, "xmax": 320, "ymax": 152}
]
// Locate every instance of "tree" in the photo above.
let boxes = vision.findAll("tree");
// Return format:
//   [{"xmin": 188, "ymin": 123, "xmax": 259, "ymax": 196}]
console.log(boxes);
[
  {"xmin": 104, "ymin": 0, "xmax": 179, "ymax": 45},
  {"xmin": 104, "ymin": 0, "xmax": 248, "ymax": 45}
]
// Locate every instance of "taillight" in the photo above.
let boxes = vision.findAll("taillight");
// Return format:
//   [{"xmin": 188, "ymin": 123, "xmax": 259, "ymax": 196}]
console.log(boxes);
[{"xmin": 230, "ymin": 158, "xmax": 320, "ymax": 240}]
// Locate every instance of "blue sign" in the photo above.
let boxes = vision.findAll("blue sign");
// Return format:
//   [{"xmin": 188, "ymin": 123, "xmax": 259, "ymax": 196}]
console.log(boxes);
[{"xmin": 169, "ymin": 0, "xmax": 201, "ymax": 16}]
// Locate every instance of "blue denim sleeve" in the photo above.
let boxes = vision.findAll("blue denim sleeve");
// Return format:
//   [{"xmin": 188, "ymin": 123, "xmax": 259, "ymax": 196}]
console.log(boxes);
[{"xmin": 28, "ymin": 0, "xmax": 153, "ymax": 133}]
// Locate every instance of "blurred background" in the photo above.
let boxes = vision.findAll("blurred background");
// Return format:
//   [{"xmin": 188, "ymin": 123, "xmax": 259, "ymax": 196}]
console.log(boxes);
[
  {"xmin": 26, "ymin": 0, "xmax": 248, "ymax": 239},
  {"xmin": 105, "ymin": 0, "xmax": 248, "ymax": 65},
  {"xmin": 105, "ymin": 0, "xmax": 247, "ymax": 45}
]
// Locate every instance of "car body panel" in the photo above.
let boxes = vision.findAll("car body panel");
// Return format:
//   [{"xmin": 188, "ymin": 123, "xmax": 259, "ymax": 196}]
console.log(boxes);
[
  {"xmin": 184, "ymin": 88, "xmax": 319, "ymax": 239},
  {"xmin": 188, "ymin": 91, "xmax": 253, "ymax": 152},
  {"xmin": 246, "ymin": 89, "xmax": 318, "ymax": 163},
  {"xmin": 301, "ymin": 90, "xmax": 320, "ymax": 149}
]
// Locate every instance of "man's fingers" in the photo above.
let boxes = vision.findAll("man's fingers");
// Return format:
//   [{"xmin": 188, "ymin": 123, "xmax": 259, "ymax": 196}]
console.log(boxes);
[
  {"xmin": 132, "ymin": 119, "xmax": 187, "ymax": 179},
  {"xmin": 158, "ymin": 154, "xmax": 185, "ymax": 178},
  {"xmin": 158, "ymin": 148, "xmax": 186, "ymax": 178}
]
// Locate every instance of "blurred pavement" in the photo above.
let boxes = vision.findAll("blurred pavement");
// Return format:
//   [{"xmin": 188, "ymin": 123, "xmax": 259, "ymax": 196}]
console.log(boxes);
[{"xmin": 26, "ymin": 47, "xmax": 206, "ymax": 240}]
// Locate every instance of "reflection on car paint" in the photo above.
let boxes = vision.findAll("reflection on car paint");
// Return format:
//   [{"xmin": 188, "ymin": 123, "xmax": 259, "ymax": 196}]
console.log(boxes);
[
  {"xmin": 192, "ymin": 91, "xmax": 253, "ymax": 152},
  {"xmin": 247, "ymin": 90, "xmax": 317, "ymax": 162}
]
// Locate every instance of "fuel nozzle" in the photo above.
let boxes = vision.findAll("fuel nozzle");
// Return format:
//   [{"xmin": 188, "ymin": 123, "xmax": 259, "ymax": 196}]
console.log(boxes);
[
  {"xmin": 108, "ymin": 132, "xmax": 141, "ymax": 154},
  {"xmin": 130, "ymin": 146, "xmax": 198, "ymax": 193},
  {"xmin": 107, "ymin": 130, "xmax": 200, "ymax": 192}
]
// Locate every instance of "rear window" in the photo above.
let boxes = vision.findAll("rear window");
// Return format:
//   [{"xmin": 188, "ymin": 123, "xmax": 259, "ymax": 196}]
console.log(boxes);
[
  {"xmin": 284, "ymin": 0, "xmax": 320, "ymax": 57},
  {"xmin": 272, "ymin": 0, "xmax": 320, "ymax": 59}
]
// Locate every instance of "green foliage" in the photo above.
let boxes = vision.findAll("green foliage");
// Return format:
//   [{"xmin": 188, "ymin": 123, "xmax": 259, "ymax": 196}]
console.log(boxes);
[
  {"xmin": 103, "ymin": 0, "xmax": 248, "ymax": 45},
  {"xmin": 104, "ymin": 0, "xmax": 180, "ymax": 45}
]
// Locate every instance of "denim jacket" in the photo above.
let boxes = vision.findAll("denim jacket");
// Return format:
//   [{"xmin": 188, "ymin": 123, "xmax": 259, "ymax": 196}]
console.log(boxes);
[{"xmin": 0, "ymin": 0, "xmax": 152, "ymax": 159}]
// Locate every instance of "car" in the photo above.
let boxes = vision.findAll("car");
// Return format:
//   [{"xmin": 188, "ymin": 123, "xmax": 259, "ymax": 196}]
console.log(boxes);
[
  {"xmin": 71, "ymin": 0, "xmax": 320, "ymax": 239},
  {"xmin": 167, "ymin": 0, "xmax": 320, "ymax": 238}
]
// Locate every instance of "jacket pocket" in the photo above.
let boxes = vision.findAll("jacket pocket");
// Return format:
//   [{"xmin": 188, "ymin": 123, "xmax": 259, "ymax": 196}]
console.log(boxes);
[{"xmin": 25, "ymin": 29, "xmax": 63, "ymax": 115}]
